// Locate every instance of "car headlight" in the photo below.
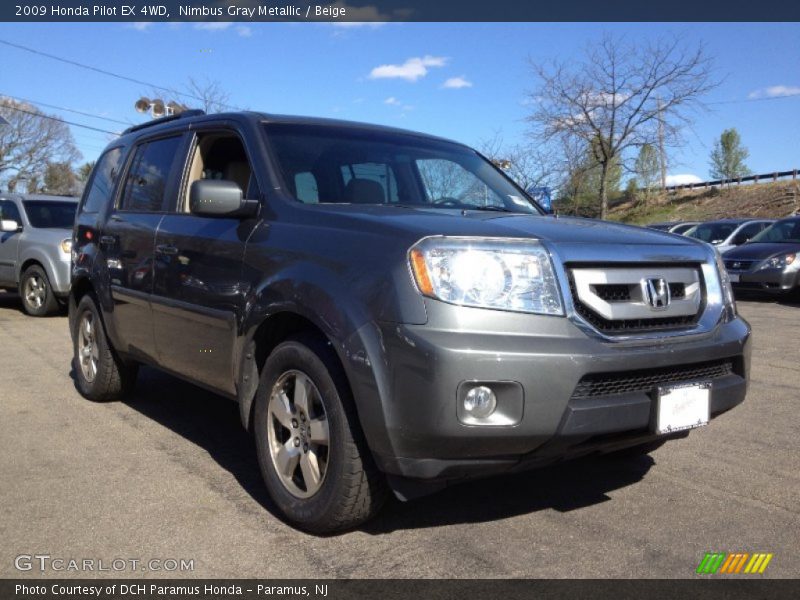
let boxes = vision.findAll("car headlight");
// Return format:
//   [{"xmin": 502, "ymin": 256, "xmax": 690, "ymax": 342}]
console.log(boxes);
[
  {"xmin": 757, "ymin": 253, "xmax": 797, "ymax": 271},
  {"xmin": 714, "ymin": 248, "xmax": 737, "ymax": 319},
  {"xmin": 60, "ymin": 238, "xmax": 72, "ymax": 254},
  {"xmin": 409, "ymin": 237, "xmax": 563, "ymax": 315}
]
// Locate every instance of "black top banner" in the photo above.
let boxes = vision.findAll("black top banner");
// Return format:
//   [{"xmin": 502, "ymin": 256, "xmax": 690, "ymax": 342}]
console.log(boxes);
[{"xmin": 2, "ymin": 0, "xmax": 800, "ymax": 22}]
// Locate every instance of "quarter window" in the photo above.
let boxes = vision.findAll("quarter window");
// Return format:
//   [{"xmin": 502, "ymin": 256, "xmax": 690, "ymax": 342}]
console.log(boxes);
[{"xmin": 120, "ymin": 136, "xmax": 182, "ymax": 212}]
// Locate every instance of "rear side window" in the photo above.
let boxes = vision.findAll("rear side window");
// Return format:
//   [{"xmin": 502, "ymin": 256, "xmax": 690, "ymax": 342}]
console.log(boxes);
[
  {"xmin": 120, "ymin": 136, "xmax": 182, "ymax": 212},
  {"xmin": 81, "ymin": 147, "xmax": 123, "ymax": 214}
]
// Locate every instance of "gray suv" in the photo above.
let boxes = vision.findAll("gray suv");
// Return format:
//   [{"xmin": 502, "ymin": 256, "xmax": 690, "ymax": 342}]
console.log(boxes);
[
  {"xmin": 70, "ymin": 111, "xmax": 750, "ymax": 532},
  {"xmin": 0, "ymin": 194, "xmax": 77, "ymax": 315}
]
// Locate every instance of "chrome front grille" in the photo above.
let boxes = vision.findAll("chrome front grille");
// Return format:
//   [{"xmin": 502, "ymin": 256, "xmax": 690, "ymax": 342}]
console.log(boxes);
[
  {"xmin": 568, "ymin": 264, "xmax": 705, "ymax": 335},
  {"xmin": 724, "ymin": 259, "xmax": 756, "ymax": 272}
]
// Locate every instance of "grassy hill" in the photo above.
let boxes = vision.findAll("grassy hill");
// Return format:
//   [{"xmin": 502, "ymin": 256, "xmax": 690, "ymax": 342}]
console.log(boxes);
[{"xmin": 606, "ymin": 180, "xmax": 800, "ymax": 225}]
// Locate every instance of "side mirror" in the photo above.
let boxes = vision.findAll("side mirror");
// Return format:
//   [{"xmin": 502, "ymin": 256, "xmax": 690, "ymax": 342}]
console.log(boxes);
[
  {"xmin": 1, "ymin": 219, "xmax": 21, "ymax": 233},
  {"xmin": 189, "ymin": 179, "xmax": 259, "ymax": 218}
]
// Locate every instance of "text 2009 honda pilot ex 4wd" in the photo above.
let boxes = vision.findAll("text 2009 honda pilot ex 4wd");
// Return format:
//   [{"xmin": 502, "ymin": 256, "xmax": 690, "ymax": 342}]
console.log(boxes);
[{"xmin": 70, "ymin": 110, "xmax": 750, "ymax": 533}]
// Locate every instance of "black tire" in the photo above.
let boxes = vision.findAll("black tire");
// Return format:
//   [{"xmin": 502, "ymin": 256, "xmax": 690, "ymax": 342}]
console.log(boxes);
[
  {"xmin": 254, "ymin": 334, "xmax": 387, "ymax": 533},
  {"xmin": 71, "ymin": 294, "xmax": 138, "ymax": 401},
  {"xmin": 19, "ymin": 264, "xmax": 59, "ymax": 316}
]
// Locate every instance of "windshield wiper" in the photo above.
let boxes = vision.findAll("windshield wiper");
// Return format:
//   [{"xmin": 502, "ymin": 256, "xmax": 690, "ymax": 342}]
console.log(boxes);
[{"xmin": 466, "ymin": 205, "xmax": 520, "ymax": 213}]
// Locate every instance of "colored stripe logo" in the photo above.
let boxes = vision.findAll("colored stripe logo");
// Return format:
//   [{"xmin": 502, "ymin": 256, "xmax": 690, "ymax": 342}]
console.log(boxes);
[{"xmin": 697, "ymin": 552, "xmax": 773, "ymax": 574}]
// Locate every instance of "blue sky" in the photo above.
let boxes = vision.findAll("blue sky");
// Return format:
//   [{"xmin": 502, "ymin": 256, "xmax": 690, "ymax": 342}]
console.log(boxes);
[{"xmin": 1, "ymin": 21, "xmax": 799, "ymax": 184}]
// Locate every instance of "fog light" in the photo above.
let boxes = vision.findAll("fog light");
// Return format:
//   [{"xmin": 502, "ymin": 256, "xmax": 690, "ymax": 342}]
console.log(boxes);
[{"xmin": 463, "ymin": 386, "xmax": 497, "ymax": 419}]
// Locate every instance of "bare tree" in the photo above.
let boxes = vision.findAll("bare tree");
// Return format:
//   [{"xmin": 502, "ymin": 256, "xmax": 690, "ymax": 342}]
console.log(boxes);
[
  {"xmin": 0, "ymin": 97, "xmax": 81, "ymax": 192},
  {"xmin": 184, "ymin": 77, "xmax": 232, "ymax": 113},
  {"xmin": 527, "ymin": 35, "xmax": 717, "ymax": 219},
  {"xmin": 479, "ymin": 132, "xmax": 558, "ymax": 192}
]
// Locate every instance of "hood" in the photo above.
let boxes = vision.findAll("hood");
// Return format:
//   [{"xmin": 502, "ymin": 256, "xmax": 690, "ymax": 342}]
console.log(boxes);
[
  {"xmin": 723, "ymin": 242, "xmax": 800, "ymax": 261},
  {"xmin": 311, "ymin": 205, "xmax": 700, "ymax": 247}
]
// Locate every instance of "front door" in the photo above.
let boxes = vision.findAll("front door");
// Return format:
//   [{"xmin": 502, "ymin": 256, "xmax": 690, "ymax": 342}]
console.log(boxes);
[
  {"xmin": 102, "ymin": 134, "xmax": 185, "ymax": 362},
  {"xmin": 152, "ymin": 129, "xmax": 260, "ymax": 394}
]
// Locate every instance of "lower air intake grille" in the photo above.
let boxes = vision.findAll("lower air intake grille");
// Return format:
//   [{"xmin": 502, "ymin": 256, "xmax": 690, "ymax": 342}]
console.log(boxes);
[{"xmin": 571, "ymin": 359, "xmax": 735, "ymax": 399}]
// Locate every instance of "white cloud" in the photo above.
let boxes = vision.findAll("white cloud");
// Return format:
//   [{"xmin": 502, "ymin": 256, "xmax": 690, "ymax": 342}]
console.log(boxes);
[
  {"xmin": 442, "ymin": 76, "xmax": 472, "ymax": 89},
  {"xmin": 384, "ymin": 96, "xmax": 401, "ymax": 105},
  {"xmin": 237, "ymin": 26, "xmax": 253, "ymax": 37},
  {"xmin": 748, "ymin": 85, "xmax": 800, "ymax": 99},
  {"xmin": 368, "ymin": 55, "xmax": 448, "ymax": 82},
  {"xmin": 665, "ymin": 174, "xmax": 703, "ymax": 186},
  {"xmin": 194, "ymin": 22, "xmax": 233, "ymax": 32},
  {"xmin": 127, "ymin": 22, "xmax": 152, "ymax": 32}
]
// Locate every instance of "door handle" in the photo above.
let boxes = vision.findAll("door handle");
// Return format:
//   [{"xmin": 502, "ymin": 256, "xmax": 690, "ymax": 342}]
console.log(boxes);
[
  {"xmin": 156, "ymin": 244, "xmax": 179, "ymax": 256},
  {"xmin": 99, "ymin": 236, "xmax": 116, "ymax": 246}
]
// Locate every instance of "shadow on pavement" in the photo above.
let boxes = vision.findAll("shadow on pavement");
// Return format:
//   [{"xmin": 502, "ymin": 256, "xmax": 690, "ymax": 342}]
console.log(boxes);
[{"xmin": 116, "ymin": 366, "xmax": 655, "ymax": 534}]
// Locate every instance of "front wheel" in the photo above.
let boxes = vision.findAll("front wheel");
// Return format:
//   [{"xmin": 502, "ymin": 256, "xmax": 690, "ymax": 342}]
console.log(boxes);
[
  {"xmin": 254, "ymin": 335, "xmax": 387, "ymax": 533},
  {"xmin": 20, "ymin": 265, "xmax": 59, "ymax": 316}
]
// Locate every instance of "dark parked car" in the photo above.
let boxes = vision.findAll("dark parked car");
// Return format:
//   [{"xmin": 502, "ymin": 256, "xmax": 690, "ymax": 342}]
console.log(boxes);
[
  {"xmin": 0, "ymin": 194, "xmax": 78, "ymax": 315},
  {"xmin": 723, "ymin": 216, "xmax": 800, "ymax": 296},
  {"xmin": 70, "ymin": 110, "xmax": 750, "ymax": 532}
]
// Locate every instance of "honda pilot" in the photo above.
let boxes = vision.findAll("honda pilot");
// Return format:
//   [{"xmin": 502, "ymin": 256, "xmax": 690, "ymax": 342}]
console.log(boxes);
[{"xmin": 70, "ymin": 110, "xmax": 750, "ymax": 533}]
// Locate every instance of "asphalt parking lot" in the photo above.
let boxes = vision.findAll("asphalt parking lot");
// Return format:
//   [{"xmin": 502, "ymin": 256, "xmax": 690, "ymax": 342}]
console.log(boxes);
[{"xmin": 0, "ymin": 291, "xmax": 798, "ymax": 579}]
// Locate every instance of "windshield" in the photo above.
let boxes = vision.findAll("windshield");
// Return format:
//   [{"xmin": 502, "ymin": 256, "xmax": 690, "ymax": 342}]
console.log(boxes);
[
  {"xmin": 263, "ymin": 123, "xmax": 541, "ymax": 214},
  {"xmin": 685, "ymin": 222, "xmax": 739, "ymax": 244},
  {"xmin": 750, "ymin": 219, "xmax": 800, "ymax": 243},
  {"xmin": 22, "ymin": 201, "xmax": 77, "ymax": 229}
]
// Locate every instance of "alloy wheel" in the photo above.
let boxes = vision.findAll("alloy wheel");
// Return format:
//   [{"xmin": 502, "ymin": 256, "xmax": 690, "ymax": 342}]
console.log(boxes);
[
  {"xmin": 266, "ymin": 370, "xmax": 330, "ymax": 498},
  {"xmin": 77, "ymin": 312, "xmax": 100, "ymax": 383}
]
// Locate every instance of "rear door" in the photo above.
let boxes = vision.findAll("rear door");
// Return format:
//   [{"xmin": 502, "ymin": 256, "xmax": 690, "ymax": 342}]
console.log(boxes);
[
  {"xmin": 0, "ymin": 199, "xmax": 23, "ymax": 286},
  {"xmin": 101, "ymin": 133, "xmax": 186, "ymax": 362},
  {"xmin": 151, "ymin": 127, "xmax": 261, "ymax": 394}
]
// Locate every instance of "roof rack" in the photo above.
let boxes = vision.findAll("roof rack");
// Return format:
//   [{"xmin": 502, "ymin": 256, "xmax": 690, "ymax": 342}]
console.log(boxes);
[{"xmin": 122, "ymin": 109, "xmax": 206, "ymax": 135}]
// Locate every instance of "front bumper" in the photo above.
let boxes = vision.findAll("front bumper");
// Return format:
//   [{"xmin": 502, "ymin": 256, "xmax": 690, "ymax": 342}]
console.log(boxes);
[
  {"xmin": 730, "ymin": 267, "xmax": 800, "ymax": 293},
  {"xmin": 368, "ymin": 305, "xmax": 751, "ymax": 482}
]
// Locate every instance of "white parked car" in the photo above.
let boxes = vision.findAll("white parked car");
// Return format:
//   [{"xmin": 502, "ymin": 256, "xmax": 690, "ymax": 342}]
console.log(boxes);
[{"xmin": 684, "ymin": 218, "xmax": 775, "ymax": 254}]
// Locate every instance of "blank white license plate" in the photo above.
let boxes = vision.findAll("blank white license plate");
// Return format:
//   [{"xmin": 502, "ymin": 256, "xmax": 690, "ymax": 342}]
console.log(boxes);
[
  {"xmin": 729, "ymin": 273, "xmax": 740, "ymax": 283},
  {"xmin": 655, "ymin": 383, "xmax": 710, "ymax": 434}
]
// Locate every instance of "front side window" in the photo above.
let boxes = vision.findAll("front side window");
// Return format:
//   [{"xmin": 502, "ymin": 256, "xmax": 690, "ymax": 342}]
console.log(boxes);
[
  {"xmin": 81, "ymin": 147, "xmax": 123, "ymax": 213},
  {"xmin": 264, "ymin": 123, "xmax": 540, "ymax": 214},
  {"xmin": 120, "ymin": 136, "xmax": 182, "ymax": 212},
  {"xmin": 181, "ymin": 132, "xmax": 258, "ymax": 212},
  {"xmin": 22, "ymin": 201, "xmax": 77, "ymax": 228},
  {"xmin": 751, "ymin": 219, "xmax": 800, "ymax": 243}
]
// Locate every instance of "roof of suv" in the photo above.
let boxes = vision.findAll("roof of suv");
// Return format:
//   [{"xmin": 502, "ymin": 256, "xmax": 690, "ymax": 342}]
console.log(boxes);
[{"xmin": 120, "ymin": 109, "xmax": 465, "ymax": 148}]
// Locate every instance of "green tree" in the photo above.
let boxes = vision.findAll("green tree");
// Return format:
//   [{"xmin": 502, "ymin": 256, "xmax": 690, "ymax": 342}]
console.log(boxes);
[
  {"xmin": 76, "ymin": 161, "xmax": 95, "ymax": 183},
  {"xmin": 709, "ymin": 128, "xmax": 750, "ymax": 181},
  {"xmin": 43, "ymin": 161, "xmax": 78, "ymax": 195}
]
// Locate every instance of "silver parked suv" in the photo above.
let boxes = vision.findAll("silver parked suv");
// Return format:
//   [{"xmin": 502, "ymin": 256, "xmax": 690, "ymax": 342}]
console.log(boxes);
[{"xmin": 0, "ymin": 194, "xmax": 77, "ymax": 315}]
